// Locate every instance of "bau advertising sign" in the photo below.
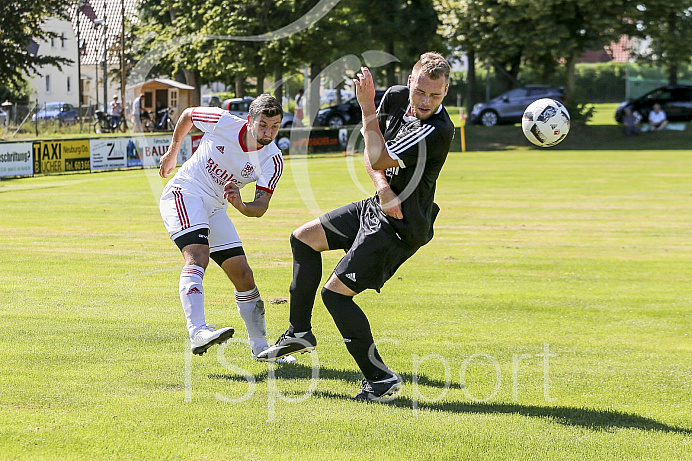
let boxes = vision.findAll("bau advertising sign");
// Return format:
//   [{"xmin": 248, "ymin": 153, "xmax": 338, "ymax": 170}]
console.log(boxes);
[{"xmin": 126, "ymin": 135, "xmax": 192, "ymax": 168}]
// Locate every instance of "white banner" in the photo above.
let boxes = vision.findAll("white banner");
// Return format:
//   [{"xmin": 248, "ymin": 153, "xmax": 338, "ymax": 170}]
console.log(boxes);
[
  {"xmin": 0, "ymin": 142, "xmax": 33, "ymax": 177},
  {"xmin": 90, "ymin": 138, "xmax": 128, "ymax": 170}
]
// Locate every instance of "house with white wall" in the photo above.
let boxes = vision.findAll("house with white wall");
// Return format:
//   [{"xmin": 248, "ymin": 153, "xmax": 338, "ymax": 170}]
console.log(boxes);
[
  {"xmin": 28, "ymin": 17, "xmax": 80, "ymax": 108},
  {"xmin": 30, "ymin": 0, "xmax": 140, "ymax": 115}
]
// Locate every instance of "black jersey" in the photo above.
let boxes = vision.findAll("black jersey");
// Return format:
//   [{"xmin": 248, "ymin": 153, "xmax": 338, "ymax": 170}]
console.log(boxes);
[{"xmin": 370, "ymin": 85, "xmax": 454, "ymax": 248}]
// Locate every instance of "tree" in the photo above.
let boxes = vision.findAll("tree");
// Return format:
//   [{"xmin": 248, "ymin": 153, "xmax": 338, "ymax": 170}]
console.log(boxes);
[
  {"xmin": 438, "ymin": 0, "xmax": 636, "ymax": 99},
  {"xmin": 0, "ymin": 1, "xmax": 74, "ymax": 91},
  {"xmin": 356, "ymin": 0, "xmax": 444, "ymax": 87},
  {"xmin": 633, "ymin": 0, "xmax": 692, "ymax": 84}
]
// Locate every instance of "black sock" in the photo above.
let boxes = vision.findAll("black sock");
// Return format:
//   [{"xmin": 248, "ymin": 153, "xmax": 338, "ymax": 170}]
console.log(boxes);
[
  {"xmin": 289, "ymin": 234, "xmax": 322, "ymax": 332},
  {"xmin": 321, "ymin": 287, "xmax": 388, "ymax": 380}
]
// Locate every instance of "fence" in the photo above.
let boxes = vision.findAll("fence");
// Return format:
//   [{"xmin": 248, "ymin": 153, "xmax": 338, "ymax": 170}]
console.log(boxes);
[{"xmin": 0, "ymin": 124, "xmax": 416, "ymax": 179}]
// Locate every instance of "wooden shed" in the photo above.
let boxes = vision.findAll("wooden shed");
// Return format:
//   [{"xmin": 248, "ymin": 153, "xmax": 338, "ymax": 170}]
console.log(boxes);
[{"xmin": 126, "ymin": 78, "xmax": 195, "ymax": 123}]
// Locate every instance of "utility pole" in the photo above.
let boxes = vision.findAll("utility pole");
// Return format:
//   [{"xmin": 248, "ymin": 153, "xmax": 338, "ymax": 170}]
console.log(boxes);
[
  {"xmin": 120, "ymin": 0, "xmax": 126, "ymax": 109},
  {"xmin": 103, "ymin": 12, "xmax": 108, "ymax": 114},
  {"xmin": 76, "ymin": 1, "xmax": 84, "ymax": 131}
]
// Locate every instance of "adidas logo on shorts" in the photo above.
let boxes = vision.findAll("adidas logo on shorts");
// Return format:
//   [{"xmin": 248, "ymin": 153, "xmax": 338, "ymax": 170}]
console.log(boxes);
[
  {"xmin": 216, "ymin": 145, "xmax": 225, "ymax": 154},
  {"xmin": 345, "ymin": 273, "xmax": 357, "ymax": 282}
]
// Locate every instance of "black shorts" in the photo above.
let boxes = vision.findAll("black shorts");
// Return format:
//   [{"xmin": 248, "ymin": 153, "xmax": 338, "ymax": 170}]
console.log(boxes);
[{"xmin": 320, "ymin": 197, "xmax": 419, "ymax": 293}]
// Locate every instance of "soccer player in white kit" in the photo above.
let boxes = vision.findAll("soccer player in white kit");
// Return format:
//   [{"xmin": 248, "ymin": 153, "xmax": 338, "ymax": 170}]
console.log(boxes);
[{"xmin": 159, "ymin": 94, "xmax": 291, "ymax": 360}]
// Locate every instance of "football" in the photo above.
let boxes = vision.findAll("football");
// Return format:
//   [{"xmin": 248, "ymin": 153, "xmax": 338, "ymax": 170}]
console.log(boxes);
[{"xmin": 521, "ymin": 98, "xmax": 570, "ymax": 147}]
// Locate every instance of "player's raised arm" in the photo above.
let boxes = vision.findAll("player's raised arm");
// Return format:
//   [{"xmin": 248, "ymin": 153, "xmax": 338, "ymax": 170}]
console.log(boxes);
[
  {"xmin": 159, "ymin": 107, "xmax": 195, "ymax": 178},
  {"xmin": 354, "ymin": 67, "xmax": 399, "ymax": 171}
]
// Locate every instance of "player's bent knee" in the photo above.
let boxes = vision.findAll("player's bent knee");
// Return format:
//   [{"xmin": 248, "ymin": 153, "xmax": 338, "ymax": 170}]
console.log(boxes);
[{"xmin": 292, "ymin": 219, "xmax": 329, "ymax": 252}]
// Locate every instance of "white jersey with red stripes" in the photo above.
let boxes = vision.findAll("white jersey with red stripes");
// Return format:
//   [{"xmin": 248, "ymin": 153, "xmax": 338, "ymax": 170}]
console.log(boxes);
[{"xmin": 166, "ymin": 107, "xmax": 284, "ymax": 208}]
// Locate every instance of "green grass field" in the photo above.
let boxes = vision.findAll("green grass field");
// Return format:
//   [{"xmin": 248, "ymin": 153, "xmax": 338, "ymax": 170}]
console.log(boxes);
[{"xmin": 1, "ymin": 148, "xmax": 691, "ymax": 459}]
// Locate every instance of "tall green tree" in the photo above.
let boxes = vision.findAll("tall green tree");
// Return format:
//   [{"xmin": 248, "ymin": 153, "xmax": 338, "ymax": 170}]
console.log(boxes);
[
  {"xmin": 632, "ymin": 0, "xmax": 692, "ymax": 84},
  {"xmin": 438, "ymin": 0, "xmax": 635, "ymax": 99},
  {"xmin": 356, "ymin": 0, "xmax": 444, "ymax": 87},
  {"xmin": 0, "ymin": 1, "xmax": 75, "ymax": 91}
]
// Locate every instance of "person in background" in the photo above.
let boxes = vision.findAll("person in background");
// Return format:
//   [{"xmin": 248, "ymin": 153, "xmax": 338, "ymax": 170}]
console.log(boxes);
[
  {"xmin": 295, "ymin": 89, "xmax": 304, "ymax": 122},
  {"xmin": 110, "ymin": 95, "xmax": 123, "ymax": 130},
  {"xmin": 623, "ymin": 108, "xmax": 640, "ymax": 136},
  {"xmin": 133, "ymin": 92, "xmax": 145, "ymax": 132},
  {"xmin": 648, "ymin": 103, "xmax": 668, "ymax": 132}
]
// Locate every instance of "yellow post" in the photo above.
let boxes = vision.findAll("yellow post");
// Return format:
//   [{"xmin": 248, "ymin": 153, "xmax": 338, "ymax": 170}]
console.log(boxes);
[{"xmin": 460, "ymin": 107, "xmax": 467, "ymax": 152}]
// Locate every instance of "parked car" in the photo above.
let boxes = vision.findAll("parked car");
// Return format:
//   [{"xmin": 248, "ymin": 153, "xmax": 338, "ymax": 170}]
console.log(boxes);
[
  {"xmin": 320, "ymin": 89, "xmax": 355, "ymax": 105},
  {"xmin": 202, "ymin": 94, "xmax": 222, "ymax": 107},
  {"xmin": 615, "ymin": 85, "xmax": 692, "ymax": 124},
  {"xmin": 221, "ymin": 97, "xmax": 299, "ymax": 129},
  {"xmin": 314, "ymin": 90, "xmax": 387, "ymax": 127},
  {"xmin": 32, "ymin": 102, "xmax": 78, "ymax": 124},
  {"xmin": 470, "ymin": 85, "xmax": 566, "ymax": 126}
]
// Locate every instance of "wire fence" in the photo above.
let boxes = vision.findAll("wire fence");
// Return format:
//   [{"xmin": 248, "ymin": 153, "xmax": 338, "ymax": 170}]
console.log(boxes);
[{"xmin": 0, "ymin": 103, "xmax": 132, "ymax": 138}]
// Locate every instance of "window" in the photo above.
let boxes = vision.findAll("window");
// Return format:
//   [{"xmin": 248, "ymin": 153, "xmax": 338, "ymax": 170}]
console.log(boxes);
[
  {"xmin": 45, "ymin": 75, "xmax": 51, "ymax": 94},
  {"xmin": 61, "ymin": 36, "xmax": 66, "ymax": 49},
  {"xmin": 50, "ymin": 37, "xmax": 56, "ymax": 48},
  {"xmin": 170, "ymin": 90, "xmax": 178, "ymax": 108},
  {"xmin": 67, "ymin": 76, "xmax": 72, "ymax": 94}
]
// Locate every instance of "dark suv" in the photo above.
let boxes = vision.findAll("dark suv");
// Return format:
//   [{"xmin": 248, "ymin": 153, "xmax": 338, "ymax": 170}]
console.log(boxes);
[
  {"xmin": 615, "ymin": 85, "xmax": 692, "ymax": 124},
  {"xmin": 470, "ymin": 85, "xmax": 566, "ymax": 126},
  {"xmin": 315, "ymin": 90, "xmax": 387, "ymax": 127}
]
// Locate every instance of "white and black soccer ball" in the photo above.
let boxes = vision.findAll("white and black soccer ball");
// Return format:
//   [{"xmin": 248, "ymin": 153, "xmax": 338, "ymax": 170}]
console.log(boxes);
[{"xmin": 521, "ymin": 98, "xmax": 570, "ymax": 147}]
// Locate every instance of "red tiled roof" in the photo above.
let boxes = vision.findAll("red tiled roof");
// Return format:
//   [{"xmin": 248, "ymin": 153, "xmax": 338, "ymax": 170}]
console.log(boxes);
[
  {"xmin": 604, "ymin": 36, "xmax": 632, "ymax": 63},
  {"xmin": 70, "ymin": 0, "xmax": 140, "ymax": 66}
]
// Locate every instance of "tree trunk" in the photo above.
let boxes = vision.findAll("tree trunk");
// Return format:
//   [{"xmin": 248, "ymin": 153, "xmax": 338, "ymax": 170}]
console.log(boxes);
[
  {"xmin": 465, "ymin": 49, "xmax": 476, "ymax": 119},
  {"xmin": 307, "ymin": 62, "xmax": 322, "ymax": 123},
  {"xmin": 386, "ymin": 41, "xmax": 397, "ymax": 87},
  {"xmin": 565, "ymin": 54, "xmax": 576, "ymax": 100},
  {"xmin": 236, "ymin": 74, "xmax": 245, "ymax": 98},
  {"xmin": 183, "ymin": 70, "xmax": 200, "ymax": 106},
  {"xmin": 273, "ymin": 69, "xmax": 283, "ymax": 108},
  {"xmin": 668, "ymin": 64, "xmax": 678, "ymax": 85},
  {"xmin": 256, "ymin": 69, "xmax": 266, "ymax": 95}
]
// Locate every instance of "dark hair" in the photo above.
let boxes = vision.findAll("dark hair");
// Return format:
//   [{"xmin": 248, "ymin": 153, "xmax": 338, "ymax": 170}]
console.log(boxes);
[
  {"xmin": 249, "ymin": 94, "xmax": 283, "ymax": 120},
  {"xmin": 412, "ymin": 52, "xmax": 451, "ymax": 81}
]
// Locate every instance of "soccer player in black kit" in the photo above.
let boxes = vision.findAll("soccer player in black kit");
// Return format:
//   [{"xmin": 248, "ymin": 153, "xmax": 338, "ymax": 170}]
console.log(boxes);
[{"xmin": 258, "ymin": 52, "xmax": 454, "ymax": 401}]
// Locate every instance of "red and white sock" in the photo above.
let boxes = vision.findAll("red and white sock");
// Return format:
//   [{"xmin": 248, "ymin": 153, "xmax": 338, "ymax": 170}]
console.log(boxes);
[{"xmin": 179, "ymin": 265, "xmax": 205, "ymax": 338}]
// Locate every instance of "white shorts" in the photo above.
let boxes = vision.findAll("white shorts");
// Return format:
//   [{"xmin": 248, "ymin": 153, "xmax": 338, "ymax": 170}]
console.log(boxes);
[{"xmin": 160, "ymin": 184, "xmax": 242, "ymax": 252}]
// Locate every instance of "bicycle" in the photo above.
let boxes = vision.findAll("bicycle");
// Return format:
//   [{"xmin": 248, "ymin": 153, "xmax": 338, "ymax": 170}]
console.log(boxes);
[
  {"xmin": 93, "ymin": 110, "xmax": 128, "ymax": 134},
  {"xmin": 148, "ymin": 107, "xmax": 175, "ymax": 132},
  {"xmin": 92, "ymin": 110, "xmax": 111, "ymax": 134}
]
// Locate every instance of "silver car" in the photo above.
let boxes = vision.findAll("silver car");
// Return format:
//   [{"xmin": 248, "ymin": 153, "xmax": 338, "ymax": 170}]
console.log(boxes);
[{"xmin": 471, "ymin": 85, "xmax": 566, "ymax": 126}]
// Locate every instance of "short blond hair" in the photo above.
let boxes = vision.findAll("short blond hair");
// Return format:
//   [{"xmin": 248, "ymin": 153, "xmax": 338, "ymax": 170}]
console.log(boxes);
[{"xmin": 412, "ymin": 52, "xmax": 450, "ymax": 81}]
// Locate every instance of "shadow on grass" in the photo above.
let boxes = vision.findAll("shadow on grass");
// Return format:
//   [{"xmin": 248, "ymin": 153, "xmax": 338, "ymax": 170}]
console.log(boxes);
[
  {"xmin": 210, "ymin": 364, "xmax": 690, "ymax": 435},
  {"xmin": 209, "ymin": 362, "xmax": 465, "ymax": 390},
  {"xmin": 315, "ymin": 390, "xmax": 691, "ymax": 435}
]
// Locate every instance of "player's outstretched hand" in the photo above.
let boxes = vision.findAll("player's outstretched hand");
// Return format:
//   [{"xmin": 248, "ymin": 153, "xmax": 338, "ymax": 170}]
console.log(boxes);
[
  {"xmin": 353, "ymin": 67, "xmax": 376, "ymax": 111},
  {"xmin": 159, "ymin": 150, "xmax": 177, "ymax": 178}
]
